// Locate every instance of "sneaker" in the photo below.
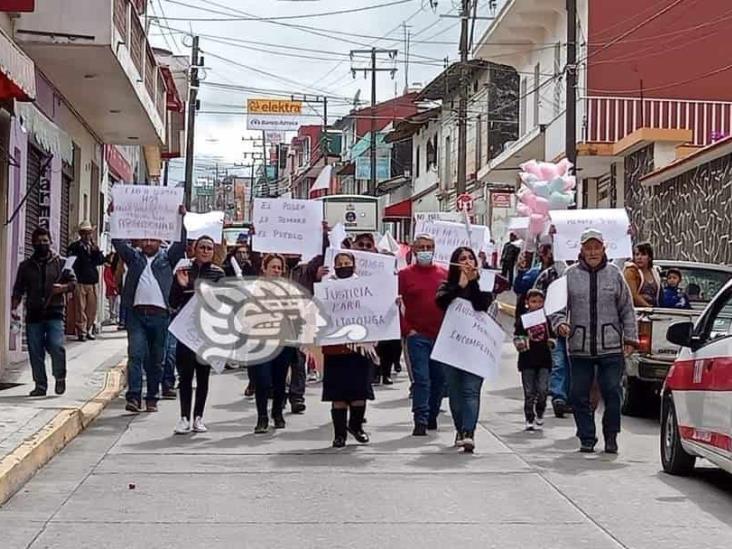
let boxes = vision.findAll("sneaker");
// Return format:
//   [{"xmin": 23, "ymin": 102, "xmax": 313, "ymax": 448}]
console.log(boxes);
[
  {"xmin": 54, "ymin": 378, "xmax": 66, "ymax": 396},
  {"xmin": 454, "ymin": 431, "xmax": 465, "ymax": 448},
  {"xmin": 174, "ymin": 417, "xmax": 191, "ymax": 434},
  {"xmin": 535, "ymin": 417, "xmax": 544, "ymax": 430},
  {"xmin": 525, "ymin": 421, "xmax": 535, "ymax": 431},
  {"xmin": 412, "ymin": 423, "xmax": 428, "ymax": 436},
  {"xmin": 161, "ymin": 388, "xmax": 177, "ymax": 400},
  {"xmin": 462, "ymin": 431, "xmax": 475, "ymax": 453},
  {"xmin": 604, "ymin": 434, "xmax": 618, "ymax": 454},
  {"xmin": 580, "ymin": 439, "xmax": 597, "ymax": 453},
  {"xmin": 427, "ymin": 419, "xmax": 438, "ymax": 431},
  {"xmin": 29, "ymin": 387, "xmax": 47, "ymax": 397},
  {"xmin": 290, "ymin": 401, "xmax": 306, "ymax": 414},
  {"xmin": 192, "ymin": 417, "xmax": 208, "ymax": 433},
  {"xmin": 273, "ymin": 416, "xmax": 286, "ymax": 429},
  {"xmin": 86, "ymin": 333, "xmax": 96, "ymax": 341},
  {"xmin": 125, "ymin": 400, "xmax": 142, "ymax": 413},
  {"xmin": 254, "ymin": 417, "xmax": 269, "ymax": 434},
  {"xmin": 145, "ymin": 401, "xmax": 158, "ymax": 413},
  {"xmin": 307, "ymin": 371, "xmax": 319, "ymax": 382}
]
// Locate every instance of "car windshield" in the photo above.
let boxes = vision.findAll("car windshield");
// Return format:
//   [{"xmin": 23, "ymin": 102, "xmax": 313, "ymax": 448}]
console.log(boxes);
[{"xmin": 659, "ymin": 266, "xmax": 732, "ymax": 304}]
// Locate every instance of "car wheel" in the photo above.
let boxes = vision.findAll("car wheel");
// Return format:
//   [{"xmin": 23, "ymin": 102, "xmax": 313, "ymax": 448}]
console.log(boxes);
[
  {"xmin": 622, "ymin": 375, "xmax": 647, "ymax": 417},
  {"xmin": 660, "ymin": 395, "xmax": 696, "ymax": 476}
]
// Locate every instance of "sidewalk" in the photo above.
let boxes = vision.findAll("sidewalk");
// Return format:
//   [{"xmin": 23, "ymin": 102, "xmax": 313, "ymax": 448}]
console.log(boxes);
[{"xmin": 0, "ymin": 327, "xmax": 127, "ymax": 504}]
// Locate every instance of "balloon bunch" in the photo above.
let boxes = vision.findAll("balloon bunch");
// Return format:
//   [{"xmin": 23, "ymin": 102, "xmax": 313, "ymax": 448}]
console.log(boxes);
[{"xmin": 516, "ymin": 159, "xmax": 577, "ymax": 236}]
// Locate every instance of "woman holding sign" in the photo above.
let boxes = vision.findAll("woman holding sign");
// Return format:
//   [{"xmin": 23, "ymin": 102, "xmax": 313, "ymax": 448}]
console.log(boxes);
[
  {"xmin": 435, "ymin": 247, "xmax": 494, "ymax": 453},
  {"xmin": 170, "ymin": 236, "xmax": 226, "ymax": 434},
  {"xmin": 321, "ymin": 252, "xmax": 374, "ymax": 448}
]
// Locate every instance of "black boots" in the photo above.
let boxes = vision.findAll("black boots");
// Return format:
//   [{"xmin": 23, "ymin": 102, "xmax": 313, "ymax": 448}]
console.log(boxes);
[
  {"xmin": 347, "ymin": 405, "xmax": 370, "ymax": 444},
  {"xmin": 331, "ymin": 408, "xmax": 347, "ymax": 448}
]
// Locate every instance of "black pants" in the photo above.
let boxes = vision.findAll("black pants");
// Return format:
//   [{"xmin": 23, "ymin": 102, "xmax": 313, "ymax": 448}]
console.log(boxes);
[
  {"xmin": 176, "ymin": 343, "xmax": 211, "ymax": 420},
  {"xmin": 521, "ymin": 369, "xmax": 549, "ymax": 423},
  {"xmin": 288, "ymin": 349, "xmax": 307, "ymax": 403},
  {"xmin": 501, "ymin": 262, "xmax": 515, "ymax": 288},
  {"xmin": 376, "ymin": 340, "xmax": 402, "ymax": 378},
  {"xmin": 253, "ymin": 348, "xmax": 294, "ymax": 419}
]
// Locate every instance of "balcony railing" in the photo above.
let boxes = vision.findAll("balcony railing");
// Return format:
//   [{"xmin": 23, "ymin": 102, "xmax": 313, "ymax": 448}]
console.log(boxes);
[
  {"xmin": 129, "ymin": 9, "xmax": 145, "ymax": 77},
  {"xmin": 584, "ymin": 96, "xmax": 732, "ymax": 147},
  {"xmin": 113, "ymin": 0, "xmax": 127, "ymax": 37},
  {"xmin": 156, "ymin": 70, "xmax": 166, "ymax": 120},
  {"xmin": 144, "ymin": 45, "xmax": 155, "ymax": 98}
]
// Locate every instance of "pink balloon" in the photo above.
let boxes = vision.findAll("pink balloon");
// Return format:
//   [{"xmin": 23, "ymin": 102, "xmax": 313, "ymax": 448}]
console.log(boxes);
[
  {"xmin": 563, "ymin": 176, "xmax": 576, "ymax": 191},
  {"xmin": 534, "ymin": 196, "xmax": 550, "ymax": 215},
  {"xmin": 556, "ymin": 158, "xmax": 573, "ymax": 177},
  {"xmin": 529, "ymin": 214, "xmax": 546, "ymax": 236},
  {"xmin": 519, "ymin": 190, "xmax": 537, "ymax": 210},
  {"xmin": 539, "ymin": 162, "xmax": 559, "ymax": 181},
  {"xmin": 519, "ymin": 160, "xmax": 542, "ymax": 177},
  {"xmin": 516, "ymin": 203, "xmax": 531, "ymax": 217}
]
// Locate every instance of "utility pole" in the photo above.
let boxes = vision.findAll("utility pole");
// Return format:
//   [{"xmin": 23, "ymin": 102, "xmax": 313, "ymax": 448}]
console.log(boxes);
[
  {"xmin": 456, "ymin": 0, "xmax": 470, "ymax": 196},
  {"xmin": 260, "ymin": 131, "xmax": 270, "ymax": 196},
  {"xmin": 291, "ymin": 94, "xmax": 329, "ymax": 164},
  {"xmin": 566, "ymin": 0, "xmax": 578, "ymax": 177},
  {"xmin": 350, "ymin": 48, "xmax": 398, "ymax": 196},
  {"xmin": 403, "ymin": 22, "xmax": 411, "ymax": 93},
  {"xmin": 183, "ymin": 35, "xmax": 200, "ymax": 210}
]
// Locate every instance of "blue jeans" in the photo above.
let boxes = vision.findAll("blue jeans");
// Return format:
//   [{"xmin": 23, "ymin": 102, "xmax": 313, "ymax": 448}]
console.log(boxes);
[
  {"xmin": 549, "ymin": 337, "xmax": 570, "ymax": 402},
  {"xmin": 26, "ymin": 319, "xmax": 66, "ymax": 391},
  {"xmin": 163, "ymin": 331, "xmax": 177, "ymax": 392},
  {"xmin": 444, "ymin": 365, "xmax": 483, "ymax": 433},
  {"xmin": 570, "ymin": 354, "xmax": 624, "ymax": 444},
  {"xmin": 126, "ymin": 309, "xmax": 169, "ymax": 404},
  {"xmin": 406, "ymin": 334, "xmax": 445, "ymax": 425}
]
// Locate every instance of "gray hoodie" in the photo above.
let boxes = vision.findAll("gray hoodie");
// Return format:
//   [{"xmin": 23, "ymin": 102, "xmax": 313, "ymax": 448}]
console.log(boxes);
[{"xmin": 549, "ymin": 256, "xmax": 638, "ymax": 358}]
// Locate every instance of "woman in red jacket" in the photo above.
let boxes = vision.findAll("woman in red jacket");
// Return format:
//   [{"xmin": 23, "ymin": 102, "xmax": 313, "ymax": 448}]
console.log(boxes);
[{"xmin": 103, "ymin": 253, "xmax": 119, "ymax": 324}]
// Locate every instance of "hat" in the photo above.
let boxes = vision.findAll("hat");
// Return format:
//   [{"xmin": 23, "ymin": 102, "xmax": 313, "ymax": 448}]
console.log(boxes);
[
  {"xmin": 580, "ymin": 228, "xmax": 604, "ymax": 245},
  {"xmin": 78, "ymin": 220, "xmax": 93, "ymax": 232}
]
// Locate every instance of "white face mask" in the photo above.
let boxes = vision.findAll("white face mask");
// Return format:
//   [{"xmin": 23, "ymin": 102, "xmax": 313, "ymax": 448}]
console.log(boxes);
[{"xmin": 416, "ymin": 251, "xmax": 434, "ymax": 265}]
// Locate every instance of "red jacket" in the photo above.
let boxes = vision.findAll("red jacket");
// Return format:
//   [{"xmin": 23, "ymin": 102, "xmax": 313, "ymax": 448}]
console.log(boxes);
[
  {"xmin": 103, "ymin": 265, "xmax": 118, "ymax": 297},
  {"xmin": 398, "ymin": 263, "xmax": 448, "ymax": 340}
]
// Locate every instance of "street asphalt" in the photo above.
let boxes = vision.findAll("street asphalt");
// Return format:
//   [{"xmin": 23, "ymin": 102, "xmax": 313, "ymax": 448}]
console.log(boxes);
[{"xmin": 1, "ymin": 311, "xmax": 731, "ymax": 549}]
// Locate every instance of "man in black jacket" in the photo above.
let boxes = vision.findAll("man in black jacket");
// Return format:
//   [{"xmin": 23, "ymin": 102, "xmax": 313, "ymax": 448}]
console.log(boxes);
[
  {"xmin": 500, "ymin": 232, "xmax": 520, "ymax": 287},
  {"xmin": 67, "ymin": 220, "xmax": 105, "ymax": 341},
  {"xmin": 12, "ymin": 227, "xmax": 76, "ymax": 397}
]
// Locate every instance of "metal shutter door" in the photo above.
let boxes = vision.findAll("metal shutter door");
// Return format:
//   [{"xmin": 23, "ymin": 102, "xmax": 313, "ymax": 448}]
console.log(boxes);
[{"xmin": 24, "ymin": 146, "xmax": 42, "ymax": 258}]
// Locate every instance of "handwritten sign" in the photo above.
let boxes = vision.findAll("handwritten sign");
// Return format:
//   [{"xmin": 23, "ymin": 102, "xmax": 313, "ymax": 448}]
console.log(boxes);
[
  {"xmin": 314, "ymin": 273, "xmax": 400, "ymax": 345},
  {"xmin": 324, "ymin": 248, "xmax": 397, "ymax": 278},
  {"xmin": 414, "ymin": 212, "xmax": 463, "ymax": 226},
  {"xmin": 110, "ymin": 185, "xmax": 183, "ymax": 241},
  {"xmin": 168, "ymin": 296, "xmax": 226, "ymax": 374},
  {"xmin": 414, "ymin": 219, "xmax": 488, "ymax": 265},
  {"xmin": 479, "ymin": 269, "xmax": 497, "ymax": 293},
  {"xmin": 544, "ymin": 276, "xmax": 568, "ymax": 315},
  {"xmin": 252, "ymin": 198, "xmax": 323, "ymax": 258},
  {"xmin": 549, "ymin": 208, "xmax": 631, "ymax": 261},
  {"xmin": 184, "ymin": 211, "xmax": 224, "ymax": 242},
  {"xmin": 329, "ymin": 222, "xmax": 348, "ymax": 249},
  {"xmin": 431, "ymin": 298, "xmax": 505, "ymax": 379}
]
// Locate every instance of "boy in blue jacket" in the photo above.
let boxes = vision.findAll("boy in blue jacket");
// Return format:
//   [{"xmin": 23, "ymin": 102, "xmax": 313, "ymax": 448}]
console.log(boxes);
[{"xmin": 661, "ymin": 268, "xmax": 692, "ymax": 309}]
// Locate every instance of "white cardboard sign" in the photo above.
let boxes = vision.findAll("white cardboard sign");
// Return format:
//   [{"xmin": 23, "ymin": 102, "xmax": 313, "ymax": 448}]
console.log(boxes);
[
  {"xmin": 324, "ymin": 248, "xmax": 397, "ymax": 278},
  {"xmin": 479, "ymin": 269, "xmax": 497, "ymax": 293},
  {"xmin": 431, "ymin": 298, "xmax": 506, "ymax": 379},
  {"xmin": 251, "ymin": 198, "xmax": 323, "ymax": 258},
  {"xmin": 549, "ymin": 208, "xmax": 632, "ymax": 261},
  {"xmin": 110, "ymin": 185, "xmax": 183, "ymax": 241},
  {"xmin": 544, "ymin": 276, "xmax": 568, "ymax": 315},
  {"xmin": 521, "ymin": 309, "xmax": 547, "ymax": 329},
  {"xmin": 414, "ymin": 219, "xmax": 488, "ymax": 265},
  {"xmin": 184, "ymin": 211, "xmax": 225, "ymax": 242}
]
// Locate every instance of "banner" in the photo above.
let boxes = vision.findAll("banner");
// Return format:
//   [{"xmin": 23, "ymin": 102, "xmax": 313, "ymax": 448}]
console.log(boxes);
[
  {"xmin": 247, "ymin": 98, "xmax": 303, "ymax": 131},
  {"xmin": 324, "ymin": 248, "xmax": 397, "ymax": 278},
  {"xmin": 431, "ymin": 298, "xmax": 506, "ymax": 379},
  {"xmin": 184, "ymin": 211, "xmax": 224, "ymax": 242},
  {"xmin": 251, "ymin": 198, "xmax": 323, "ymax": 258},
  {"xmin": 413, "ymin": 219, "xmax": 488, "ymax": 265},
  {"xmin": 314, "ymin": 273, "xmax": 400, "ymax": 345},
  {"xmin": 549, "ymin": 208, "xmax": 632, "ymax": 261},
  {"xmin": 110, "ymin": 185, "xmax": 183, "ymax": 241},
  {"xmin": 414, "ymin": 212, "xmax": 463, "ymax": 225}
]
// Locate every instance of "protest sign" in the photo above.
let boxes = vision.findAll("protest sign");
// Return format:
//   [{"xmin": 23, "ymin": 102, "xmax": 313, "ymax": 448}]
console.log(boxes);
[
  {"xmin": 173, "ymin": 258, "xmax": 192, "ymax": 274},
  {"xmin": 110, "ymin": 185, "xmax": 183, "ymax": 241},
  {"xmin": 324, "ymin": 248, "xmax": 397, "ymax": 278},
  {"xmin": 544, "ymin": 276, "xmax": 568, "ymax": 315},
  {"xmin": 549, "ymin": 208, "xmax": 632, "ymax": 261},
  {"xmin": 328, "ymin": 222, "xmax": 348, "ymax": 249},
  {"xmin": 414, "ymin": 219, "xmax": 488, "ymax": 265},
  {"xmin": 251, "ymin": 198, "xmax": 323, "ymax": 258},
  {"xmin": 63, "ymin": 256, "xmax": 77, "ymax": 272},
  {"xmin": 314, "ymin": 272, "xmax": 400, "ymax": 345},
  {"xmin": 184, "ymin": 211, "xmax": 224, "ymax": 241},
  {"xmin": 431, "ymin": 298, "xmax": 505, "ymax": 379},
  {"xmin": 414, "ymin": 212, "xmax": 463, "ymax": 225},
  {"xmin": 168, "ymin": 296, "xmax": 226, "ymax": 374},
  {"xmin": 479, "ymin": 269, "xmax": 497, "ymax": 293},
  {"xmin": 521, "ymin": 309, "xmax": 547, "ymax": 329}
]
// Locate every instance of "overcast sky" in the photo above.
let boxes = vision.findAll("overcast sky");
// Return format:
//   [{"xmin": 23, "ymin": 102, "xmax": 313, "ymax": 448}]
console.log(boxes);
[{"xmin": 148, "ymin": 0, "xmax": 502, "ymax": 183}]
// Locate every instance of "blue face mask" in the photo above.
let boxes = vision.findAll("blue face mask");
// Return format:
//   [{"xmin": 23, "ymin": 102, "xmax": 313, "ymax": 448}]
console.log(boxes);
[{"xmin": 416, "ymin": 251, "xmax": 434, "ymax": 265}]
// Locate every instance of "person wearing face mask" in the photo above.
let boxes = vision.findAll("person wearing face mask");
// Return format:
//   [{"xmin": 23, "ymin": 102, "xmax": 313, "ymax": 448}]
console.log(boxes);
[
  {"xmin": 170, "ymin": 236, "xmax": 225, "ymax": 434},
  {"xmin": 549, "ymin": 229, "xmax": 638, "ymax": 455},
  {"xmin": 435, "ymin": 247, "xmax": 494, "ymax": 452},
  {"xmin": 398, "ymin": 234, "xmax": 449, "ymax": 436},
  {"xmin": 321, "ymin": 252, "xmax": 375, "ymax": 447},
  {"xmin": 111, "ymin": 203, "xmax": 187, "ymax": 414},
  {"xmin": 11, "ymin": 227, "xmax": 77, "ymax": 397}
]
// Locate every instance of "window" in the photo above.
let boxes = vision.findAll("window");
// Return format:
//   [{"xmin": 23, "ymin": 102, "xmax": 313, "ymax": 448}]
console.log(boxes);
[
  {"xmin": 519, "ymin": 78, "xmax": 527, "ymax": 136},
  {"xmin": 475, "ymin": 115, "xmax": 482, "ymax": 171},
  {"xmin": 415, "ymin": 145, "xmax": 421, "ymax": 178},
  {"xmin": 697, "ymin": 288, "xmax": 732, "ymax": 344},
  {"xmin": 658, "ymin": 267, "xmax": 732, "ymax": 305},
  {"xmin": 426, "ymin": 136, "xmax": 437, "ymax": 170},
  {"xmin": 533, "ymin": 63, "xmax": 540, "ymax": 127}
]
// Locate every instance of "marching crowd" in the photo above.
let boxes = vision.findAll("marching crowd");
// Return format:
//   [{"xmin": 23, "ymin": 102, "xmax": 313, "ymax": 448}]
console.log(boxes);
[{"xmin": 12, "ymin": 203, "xmax": 662, "ymax": 456}]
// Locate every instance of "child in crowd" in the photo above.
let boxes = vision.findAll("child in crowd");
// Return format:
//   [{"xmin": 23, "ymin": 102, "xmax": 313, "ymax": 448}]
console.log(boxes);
[
  {"xmin": 661, "ymin": 268, "xmax": 692, "ymax": 309},
  {"xmin": 514, "ymin": 289, "xmax": 554, "ymax": 431}
]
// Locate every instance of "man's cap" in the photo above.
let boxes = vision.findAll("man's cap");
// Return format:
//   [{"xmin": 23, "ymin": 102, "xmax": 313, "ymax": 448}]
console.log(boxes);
[
  {"xmin": 78, "ymin": 220, "xmax": 93, "ymax": 232},
  {"xmin": 580, "ymin": 228, "xmax": 604, "ymax": 245}
]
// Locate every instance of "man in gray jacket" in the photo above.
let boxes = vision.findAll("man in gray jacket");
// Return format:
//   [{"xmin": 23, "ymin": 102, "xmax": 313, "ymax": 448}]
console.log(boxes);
[{"xmin": 550, "ymin": 229, "xmax": 638, "ymax": 454}]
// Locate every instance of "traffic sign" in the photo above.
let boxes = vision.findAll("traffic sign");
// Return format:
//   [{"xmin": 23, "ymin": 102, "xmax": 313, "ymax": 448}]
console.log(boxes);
[{"xmin": 456, "ymin": 193, "xmax": 474, "ymax": 213}]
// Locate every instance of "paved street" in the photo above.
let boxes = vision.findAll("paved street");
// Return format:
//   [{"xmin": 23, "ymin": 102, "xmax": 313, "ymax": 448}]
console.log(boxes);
[{"xmin": 1, "ymin": 313, "xmax": 730, "ymax": 549}]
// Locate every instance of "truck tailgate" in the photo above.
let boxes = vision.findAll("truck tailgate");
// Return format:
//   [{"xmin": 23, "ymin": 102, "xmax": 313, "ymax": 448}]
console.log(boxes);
[{"xmin": 639, "ymin": 308, "xmax": 700, "ymax": 360}]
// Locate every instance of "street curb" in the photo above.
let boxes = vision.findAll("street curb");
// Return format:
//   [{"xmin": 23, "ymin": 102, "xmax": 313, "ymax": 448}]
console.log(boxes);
[{"xmin": 0, "ymin": 360, "xmax": 127, "ymax": 506}]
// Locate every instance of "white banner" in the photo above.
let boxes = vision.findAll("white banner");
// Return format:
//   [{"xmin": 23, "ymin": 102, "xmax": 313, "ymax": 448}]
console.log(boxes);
[
  {"xmin": 251, "ymin": 198, "xmax": 323, "ymax": 258},
  {"xmin": 314, "ymin": 273, "xmax": 400, "ymax": 345},
  {"xmin": 549, "ymin": 208, "xmax": 632, "ymax": 261},
  {"xmin": 324, "ymin": 248, "xmax": 397, "ymax": 278},
  {"xmin": 110, "ymin": 185, "xmax": 183, "ymax": 241},
  {"xmin": 479, "ymin": 269, "xmax": 497, "ymax": 293},
  {"xmin": 414, "ymin": 219, "xmax": 488, "ymax": 265},
  {"xmin": 431, "ymin": 298, "xmax": 506, "ymax": 379},
  {"xmin": 544, "ymin": 276, "xmax": 568, "ymax": 315},
  {"xmin": 184, "ymin": 211, "xmax": 224, "ymax": 242},
  {"xmin": 414, "ymin": 211, "xmax": 463, "ymax": 225},
  {"xmin": 168, "ymin": 296, "xmax": 226, "ymax": 374}
]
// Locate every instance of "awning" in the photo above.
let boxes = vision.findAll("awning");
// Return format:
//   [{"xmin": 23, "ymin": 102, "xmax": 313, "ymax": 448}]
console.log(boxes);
[
  {"xmin": 383, "ymin": 198, "xmax": 412, "ymax": 220},
  {"xmin": 0, "ymin": 27, "xmax": 35, "ymax": 101}
]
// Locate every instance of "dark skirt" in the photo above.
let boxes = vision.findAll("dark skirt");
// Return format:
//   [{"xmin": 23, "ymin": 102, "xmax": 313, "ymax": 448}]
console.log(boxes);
[{"xmin": 322, "ymin": 352, "xmax": 374, "ymax": 402}]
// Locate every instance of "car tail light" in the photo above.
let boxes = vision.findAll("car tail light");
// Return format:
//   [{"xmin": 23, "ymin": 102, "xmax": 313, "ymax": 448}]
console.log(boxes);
[{"xmin": 638, "ymin": 317, "xmax": 652, "ymax": 354}]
